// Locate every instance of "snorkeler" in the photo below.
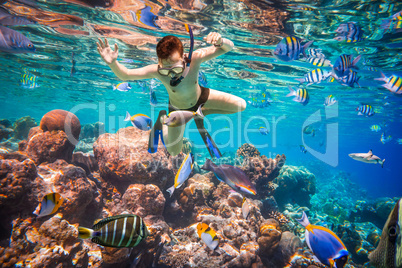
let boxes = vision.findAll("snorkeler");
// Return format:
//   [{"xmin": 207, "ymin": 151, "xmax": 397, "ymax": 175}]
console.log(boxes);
[{"xmin": 97, "ymin": 25, "xmax": 246, "ymax": 157}]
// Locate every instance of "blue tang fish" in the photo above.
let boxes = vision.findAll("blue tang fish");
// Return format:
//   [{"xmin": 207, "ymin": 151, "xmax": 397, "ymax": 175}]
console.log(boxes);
[
  {"xmin": 124, "ymin": 112, "xmax": 152, "ymax": 131},
  {"xmin": 201, "ymin": 159, "xmax": 256, "ymax": 195},
  {"xmin": 273, "ymin": 36, "xmax": 313, "ymax": 62},
  {"xmin": 113, "ymin": 82, "xmax": 131, "ymax": 92},
  {"xmin": 0, "ymin": 25, "xmax": 35, "ymax": 53},
  {"xmin": 166, "ymin": 153, "xmax": 193, "ymax": 196},
  {"xmin": 297, "ymin": 211, "xmax": 349, "ymax": 267}
]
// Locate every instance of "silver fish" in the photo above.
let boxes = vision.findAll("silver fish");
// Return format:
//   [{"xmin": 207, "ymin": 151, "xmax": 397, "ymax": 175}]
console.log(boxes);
[
  {"xmin": 164, "ymin": 105, "xmax": 204, "ymax": 127},
  {"xmin": 348, "ymin": 150, "xmax": 385, "ymax": 167}
]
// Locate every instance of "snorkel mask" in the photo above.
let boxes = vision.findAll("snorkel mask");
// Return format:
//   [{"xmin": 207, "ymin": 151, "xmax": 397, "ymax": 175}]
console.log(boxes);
[{"xmin": 170, "ymin": 24, "xmax": 194, "ymax": 87}]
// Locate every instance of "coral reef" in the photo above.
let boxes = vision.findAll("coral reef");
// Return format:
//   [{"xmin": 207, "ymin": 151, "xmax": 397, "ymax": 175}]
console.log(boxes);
[
  {"xmin": 237, "ymin": 143, "xmax": 261, "ymax": 158},
  {"xmin": 79, "ymin": 122, "xmax": 105, "ymax": 140},
  {"xmin": 12, "ymin": 116, "xmax": 37, "ymax": 140},
  {"xmin": 39, "ymin": 109, "xmax": 81, "ymax": 143}
]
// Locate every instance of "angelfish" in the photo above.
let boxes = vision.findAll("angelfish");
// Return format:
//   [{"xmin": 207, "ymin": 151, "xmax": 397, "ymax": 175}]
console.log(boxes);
[
  {"xmin": 197, "ymin": 223, "xmax": 219, "ymax": 250},
  {"xmin": 166, "ymin": 153, "xmax": 193, "ymax": 196},
  {"xmin": 201, "ymin": 159, "xmax": 256, "ymax": 195},
  {"xmin": 33, "ymin": 193, "xmax": 63, "ymax": 217},
  {"xmin": 164, "ymin": 105, "xmax": 204, "ymax": 127},
  {"xmin": 369, "ymin": 198, "xmax": 402, "ymax": 268},
  {"xmin": 348, "ymin": 149, "xmax": 385, "ymax": 168}
]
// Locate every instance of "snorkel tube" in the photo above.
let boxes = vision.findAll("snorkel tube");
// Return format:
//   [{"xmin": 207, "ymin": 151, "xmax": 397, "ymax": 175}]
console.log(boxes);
[{"xmin": 170, "ymin": 24, "xmax": 194, "ymax": 87}]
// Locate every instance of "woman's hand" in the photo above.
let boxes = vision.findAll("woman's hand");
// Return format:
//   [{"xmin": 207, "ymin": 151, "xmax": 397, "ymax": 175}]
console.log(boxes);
[
  {"xmin": 203, "ymin": 32, "xmax": 223, "ymax": 47},
  {"xmin": 97, "ymin": 38, "xmax": 119, "ymax": 65}
]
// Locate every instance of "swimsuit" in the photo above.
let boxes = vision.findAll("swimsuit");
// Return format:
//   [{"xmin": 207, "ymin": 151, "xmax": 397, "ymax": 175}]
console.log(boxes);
[{"xmin": 168, "ymin": 85, "xmax": 210, "ymax": 113}]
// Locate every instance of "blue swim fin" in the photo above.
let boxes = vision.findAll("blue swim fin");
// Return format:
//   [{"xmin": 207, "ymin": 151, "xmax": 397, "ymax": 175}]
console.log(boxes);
[
  {"xmin": 148, "ymin": 110, "xmax": 166, "ymax": 154},
  {"xmin": 195, "ymin": 118, "xmax": 222, "ymax": 159}
]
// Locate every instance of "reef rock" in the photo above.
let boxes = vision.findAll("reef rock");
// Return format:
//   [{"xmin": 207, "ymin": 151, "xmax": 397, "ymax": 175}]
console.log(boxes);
[
  {"xmin": 237, "ymin": 143, "xmax": 261, "ymax": 158},
  {"xmin": 0, "ymin": 124, "xmax": 13, "ymax": 141},
  {"xmin": 39, "ymin": 109, "xmax": 81, "ymax": 143},
  {"xmin": 12, "ymin": 116, "xmax": 37, "ymax": 140},
  {"xmin": 72, "ymin": 151, "xmax": 98, "ymax": 174},
  {"xmin": 80, "ymin": 122, "xmax": 105, "ymax": 140},
  {"xmin": 257, "ymin": 219, "xmax": 282, "ymax": 256},
  {"xmin": 93, "ymin": 127, "xmax": 174, "ymax": 192},
  {"xmin": 273, "ymin": 165, "xmax": 316, "ymax": 208}
]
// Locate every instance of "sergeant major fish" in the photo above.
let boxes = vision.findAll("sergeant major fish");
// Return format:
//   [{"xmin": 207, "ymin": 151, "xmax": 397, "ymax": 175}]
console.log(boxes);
[
  {"xmin": 307, "ymin": 56, "xmax": 332, "ymax": 67},
  {"xmin": 356, "ymin": 104, "xmax": 375, "ymax": 117},
  {"xmin": 375, "ymin": 72, "xmax": 402, "ymax": 94},
  {"xmin": 333, "ymin": 54, "xmax": 361, "ymax": 77},
  {"xmin": 273, "ymin": 36, "xmax": 314, "ymax": 62},
  {"xmin": 286, "ymin": 86, "xmax": 309, "ymax": 106},
  {"xmin": 324, "ymin": 95, "xmax": 337, "ymax": 106},
  {"xmin": 296, "ymin": 68, "xmax": 332, "ymax": 86}
]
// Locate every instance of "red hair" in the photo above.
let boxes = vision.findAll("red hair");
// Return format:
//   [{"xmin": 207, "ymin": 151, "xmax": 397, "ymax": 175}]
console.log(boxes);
[{"xmin": 156, "ymin": 35, "xmax": 183, "ymax": 60}]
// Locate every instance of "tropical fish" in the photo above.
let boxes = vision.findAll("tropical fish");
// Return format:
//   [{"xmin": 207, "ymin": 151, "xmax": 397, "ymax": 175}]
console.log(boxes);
[
  {"xmin": 324, "ymin": 95, "xmax": 337, "ymax": 106},
  {"xmin": 201, "ymin": 158, "xmax": 257, "ymax": 195},
  {"xmin": 297, "ymin": 211, "xmax": 349, "ymax": 268},
  {"xmin": 356, "ymin": 105, "xmax": 375, "ymax": 117},
  {"xmin": 166, "ymin": 153, "xmax": 193, "ymax": 196},
  {"xmin": 337, "ymin": 69, "xmax": 360, "ymax": 87},
  {"xmin": 150, "ymin": 90, "xmax": 158, "ymax": 106},
  {"xmin": 286, "ymin": 86, "xmax": 309, "ymax": 106},
  {"xmin": 197, "ymin": 223, "xmax": 219, "ymax": 250},
  {"xmin": 296, "ymin": 68, "xmax": 331, "ymax": 86},
  {"xmin": 0, "ymin": 25, "xmax": 35, "ymax": 53},
  {"xmin": 303, "ymin": 125, "xmax": 316, "ymax": 137},
  {"xmin": 124, "ymin": 112, "xmax": 152, "ymax": 131},
  {"xmin": 113, "ymin": 82, "xmax": 132, "ymax": 92},
  {"xmin": 273, "ymin": 36, "xmax": 313, "ymax": 62},
  {"xmin": 333, "ymin": 54, "xmax": 361, "ymax": 77},
  {"xmin": 129, "ymin": 5, "xmax": 160, "ymax": 29},
  {"xmin": 370, "ymin": 125, "xmax": 381, "ymax": 132},
  {"xmin": 300, "ymin": 145, "xmax": 308, "ymax": 154},
  {"xmin": 78, "ymin": 214, "xmax": 149, "ymax": 248},
  {"xmin": 0, "ymin": 7, "xmax": 35, "ymax": 26},
  {"xmin": 259, "ymin": 127, "xmax": 269, "ymax": 135},
  {"xmin": 198, "ymin": 71, "xmax": 208, "ymax": 87},
  {"xmin": 33, "ymin": 193, "xmax": 63, "ymax": 217},
  {"xmin": 381, "ymin": 133, "xmax": 392, "ymax": 144},
  {"xmin": 242, "ymin": 197, "xmax": 250, "ymax": 219},
  {"xmin": 380, "ymin": 10, "xmax": 402, "ymax": 34},
  {"xmin": 307, "ymin": 48, "xmax": 325, "ymax": 58},
  {"xmin": 334, "ymin": 22, "xmax": 364, "ymax": 42},
  {"xmin": 396, "ymin": 138, "xmax": 402, "ymax": 144},
  {"xmin": 164, "ymin": 105, "xmax": 204, "ymax": 127},
  {"xmin": 368, "ymin": 198, "xmax": 402, "ymax": 268},
  {"xmin": 348, "ymin": 150, "xmax": 385, "ymax": 167},
  {"xmin": 21, "ymin": 70, "xmax": 39, "ymax": 89},
  {"xmin": 375, "ymin": 72, "xmax": 402, "ymax": 94},
  {"xmin": 307, "ymin": 56, "xmax": 332, "ymax": 67}
]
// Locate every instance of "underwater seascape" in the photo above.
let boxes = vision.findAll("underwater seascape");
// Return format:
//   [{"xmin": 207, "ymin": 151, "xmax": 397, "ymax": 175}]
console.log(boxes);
[{"xmin": 0, "ymin": 0, "xmax": 402, "ymax": 267}]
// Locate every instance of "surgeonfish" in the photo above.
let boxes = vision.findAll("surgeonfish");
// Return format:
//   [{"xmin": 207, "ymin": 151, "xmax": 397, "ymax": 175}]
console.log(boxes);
[
  {"xmin": 113, "ymin": 82, "xmax": 132, "ymax": 92},
  {"xmin": 296, "ymin": 68, "xmax": 331, "ymax": 86},
  {"xmin": 242, "ymin": 197, "xmax": 250, "ymax": 219},
  {"xmin": 368, "ymin": 198, "xmax": 402, "ymax": 268},
  {"xmin": 259, "ymin": 127, "xmax": 269, "ymax": 135},
  {"xmin": 166, "ymin": 153, "xmax": 193, "ymax": 196},
  {"xmin": 201, "ymin": 158, "xmax": 257, "ymax": 195},
  {"xmin": 286, "ymin": 86, "xmax": 309, "ymax": 106},
  {"xmin": 297, "ymin": 211, "xmax": 349, "ymax": 268},
  {"xmin": 300, "ymin": 145, "xmax": 308, "ymax": 154},
  {"xmin": 375, "ymin": 72, "xmax": 402, "ymax": 94},
  {"xmin": 197, "ymin": 223, "xmax": 219, "ymax": 250},
  {"xmin": 33, "ymin": 193, "xmax": 63, "ymax": 217},
  {"xmin": 273, "ymin": 36, "xmax": 313, "ymax": 62},
  {"xmin": 324, "ymin": 95, "xmax": 337, "ymax": 107},
  {"xmin": 307, "ymin": 56, "xmax": 332, "ymax": 67},
  {"xmin": 348, "ymin": 149, "xmax": 385, "ymax": 168},
  {"xmin": 0, "ymin": 25, "xmax": 35, "ymax": 53},
  {"xmin": 124, "ymin": 112, "xmax": 152, "ymax": 131},
  {"xmin": 356, "ymin": 104, "xmax": 375, "ymax": 117},
  {"xmin": 332, "ymin": 54, "xmax": 361, "ymax": 77},
  {"xmin": 164, "ymin": 105, "xmax": 204, "ymax": 127},
  {"xmin": 381, "ymin": 133, "xmax": 392, "ymax": 144},
  {"xmin": 78, "ymin": 214, "xmax": 149, "ymax": 248},
  {"xmin": 370, "ymin": 125, "xmax": 381, "ymax": 132}
]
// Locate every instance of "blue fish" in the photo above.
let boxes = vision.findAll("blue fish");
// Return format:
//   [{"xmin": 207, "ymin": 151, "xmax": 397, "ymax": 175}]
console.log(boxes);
[
  {"xmin": 129, "ymin": 5, "xmax": 160, "ymax": 29},
  {"xmin": 198, "ymin": 71, "xmax": 208, "ymax": 87},
  {"xmin": 297, "ymin": 212, "xmax": 349, "ymax": 268},
  {"xmin": 273, "ymin": 36, "xmax": 313, "ymax": 62},
  {"xmin": 332, "ymin": 54, "xmax": 361, "ymax": 77},
  {"xmin": 324, "ymin": 95, "xmax": 337, "ymax": 107},
  {"xmin": 124, "ymin": 112, "xmax": 152, "ymax": 131},
  {"xmin": 286, "ymin": 86, "xmax": 309, "ymax": 106},
  {"xmin": 0, "ymin": 25, "xmax": 35, "ymax": 53},
  {"xmin": 113, "ymin": 82, "xmax": 131, "ymax": 92},
  {"xmin": 166, "ymin": 153, "xmax": 193, "ymax": 196},
  {"xmin": 356, "ymin": 104, "xmax": 374, "ymax": 117},
  {"xmin": 150, "ymin": 90, "xmax": 158, "ymax": 106},
  {"xmin": 300, "ymin": 145, "xmax": 308, "ymax": 154},
  {"xmin": 259, "ymin": 127, "xmax": 269, "ymax": 135},
  {"xmin": 339, "ymin": 69, "xmax": 360, "ymax": 88},
  {"xmin": 334, "ymin": 22, "xmax": 364, "ymax": 42}
]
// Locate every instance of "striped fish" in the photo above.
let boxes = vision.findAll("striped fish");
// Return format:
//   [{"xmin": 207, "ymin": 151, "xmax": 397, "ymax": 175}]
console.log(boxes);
[
  {"xmin": 273, "ymin": 36, "xmax": 313, "ymax": 62},
  {"xmin": 370, "ymin": 125, "xmax": 381, "ymax": 132},
  {"xmin": 324, "ymin": 95, "xmax": 337, "ymax": 106},
  {"xmin": 334, "ymin": 22, "xmax": 364, "ymax": 42},
  {"xmin": 296, "ymin": 68, "xmax": 331, "ymax": 86},
  {"xmin": 286, "ymin": 86, "xmax": 309, "ymax": 105},
  {"xmin": 381, "ymin": 10, "xmax": 402, "ymax": 33},
  {"xmin": 375, "ymin": 72, "xmax": 402, "ymax": 94},
  {"xmin": 307, "ymin": 56, "xmax": 332, "ymax": 67},
  {"xmin": 300, "ymin": 145, "xmax": 308, "ymax": 154},
  {"xmin": 78, "ymin": 214, "xmax": 149, "ymax": 248},
  {"xmin": 197, "ymin": 223, "xmax": 219, "ymax": 250},
  {"xmin": 307, "ymin": 48, "xmax": 325, "ymax": 58},
  {"xmin": 333, "ymin": 54, "xmax": 361, "ymax": 77},
  {"xmin": 33, "ymin": 192, "xmax": 63, "ymax": 217},
  {"xmin": 340, "ymin": 70, "xmax": 361, "ymax": 87},
  {"xmin": 356, "ymin": 104, "xmax": 375, "ymax": 117}
]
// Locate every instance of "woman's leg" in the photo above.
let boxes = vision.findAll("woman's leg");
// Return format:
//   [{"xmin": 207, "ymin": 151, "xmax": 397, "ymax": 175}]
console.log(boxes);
[
  {"xmin": 163, "ymin": 122, "xmax": 185, "ymax": 156},
  {"xmin": 202, "ymin": 89, "xmax": 247, "ymax": 115}
]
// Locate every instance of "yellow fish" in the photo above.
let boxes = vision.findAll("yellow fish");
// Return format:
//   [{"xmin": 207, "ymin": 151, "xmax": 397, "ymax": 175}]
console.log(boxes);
[
  {"xmin": 34, "ymin": 193, "xmax": 63, "ymax": 217},
  {"xmin": 197, "ymin": 223, "xmax": 219, "ymax": 250}
]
